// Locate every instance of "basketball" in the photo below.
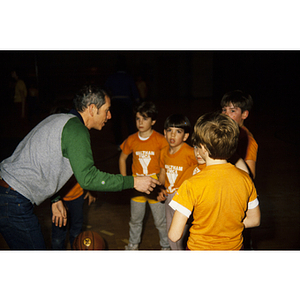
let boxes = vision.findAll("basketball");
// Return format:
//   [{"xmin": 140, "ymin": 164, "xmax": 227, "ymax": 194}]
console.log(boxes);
[{"xmin": 73, "ymin": 230, "xmax": 106, "ymax": 250}]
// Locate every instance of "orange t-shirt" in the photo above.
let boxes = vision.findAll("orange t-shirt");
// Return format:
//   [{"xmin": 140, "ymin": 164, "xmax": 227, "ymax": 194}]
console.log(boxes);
[
  {"xmin": 181, "ymin": 162, "xmax": 206, "ymax": 179},
  {"xmin": 238, "ymin": 126, "xmax": 258, "ymax": 162},
  {"xmin": 172, "ymin": 163, "xmax": 258, "ymax": 250},
  {"xmin": 120, "ymin": 130, "xmax": 168, "ymax": 176},
  {"xmin": 63, "ymin": 182, "xmax": 84, "ymax": 201},
  {"xmin": 120, "ymin": 130, "xmax": 168, "ymax": 203},
  {"xmin": 160, "ymin": 143, "xmax": 197, "ymax": 194}
]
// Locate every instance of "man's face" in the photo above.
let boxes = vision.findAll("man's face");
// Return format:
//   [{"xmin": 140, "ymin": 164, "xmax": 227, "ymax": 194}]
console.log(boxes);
[{"xmin": 92, "ymin": 95, "xmax": 112, "ymax": 130}]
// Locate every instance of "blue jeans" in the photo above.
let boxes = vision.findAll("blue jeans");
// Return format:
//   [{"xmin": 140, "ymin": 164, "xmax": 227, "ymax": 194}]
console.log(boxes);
[
  {"xmin": 0, "ymin": 186, "xmax": 46, "ymax": 250},
  {"xmin": 51, "ymin": 193, "xmax": 85, "ymax": 250}
]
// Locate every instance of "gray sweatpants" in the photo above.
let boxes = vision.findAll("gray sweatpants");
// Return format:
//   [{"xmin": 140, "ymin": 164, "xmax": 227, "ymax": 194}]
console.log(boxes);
[
  {"xmin": 165, "ymin": 192, "xmax": 190, "ymax": 250},
  {"xmin": 129, "ymin": 199, "xmax": 169, "ymax": 248}
]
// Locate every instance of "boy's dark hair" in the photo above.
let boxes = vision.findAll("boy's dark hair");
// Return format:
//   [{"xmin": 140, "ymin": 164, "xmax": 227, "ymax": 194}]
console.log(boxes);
[
  {"xmin": 220, "ymin": 90, "xmax": 253, "ymax": 113},
  {"xmin": 192, "ymin": 112, "xmax": 239, "ymax": 160},
  {"xmin": 134, "ymin": 101, "xmax": 158, "ymax": 121},
  {"xmin": 164, "ymin": 114, "xmax": 191, "ymax": 134}
]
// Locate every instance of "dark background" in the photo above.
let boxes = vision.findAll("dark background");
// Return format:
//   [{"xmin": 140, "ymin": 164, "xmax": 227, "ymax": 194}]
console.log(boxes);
[
  {"xmin": 0, "ymin": 50, "xmax": 299, "ymax": 252},
  {"xmin": 1, "ymin": 50, "xmax": 299, "ymax": 116}
]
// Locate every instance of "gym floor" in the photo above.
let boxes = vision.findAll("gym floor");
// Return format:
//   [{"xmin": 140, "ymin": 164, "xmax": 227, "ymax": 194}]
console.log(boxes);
[{"xmin": 0, "ymin": 97, "xmax": 299, "ymax": 251}]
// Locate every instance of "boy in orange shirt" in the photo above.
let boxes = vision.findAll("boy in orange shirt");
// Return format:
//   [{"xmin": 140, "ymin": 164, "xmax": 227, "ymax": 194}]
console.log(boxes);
[
  {"xmin": 158, "ymin": 114, "xmax": 197, "ymax": 250},
  {"xmin": 221, "ymin": 90, "xmax": 258, "ymax": 179},
  {"xmin": 119, "ymin": 102, "xmax": 170, "ymax": 250},
  {"xmin": 168, "ymin": 112, "xmax": 261, "ymax": 250}
]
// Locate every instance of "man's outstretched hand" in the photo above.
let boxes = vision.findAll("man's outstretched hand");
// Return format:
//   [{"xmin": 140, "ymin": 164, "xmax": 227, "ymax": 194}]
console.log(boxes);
[{"xmin": 134, "ymin": 176, "xmax": 161, "ymax": 194}]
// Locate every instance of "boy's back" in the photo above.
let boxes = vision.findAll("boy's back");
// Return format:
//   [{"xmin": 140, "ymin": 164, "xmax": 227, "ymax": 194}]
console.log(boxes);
[{"xmin": 172, "ymin": 163, "xmax": 257, "ymax": 250}]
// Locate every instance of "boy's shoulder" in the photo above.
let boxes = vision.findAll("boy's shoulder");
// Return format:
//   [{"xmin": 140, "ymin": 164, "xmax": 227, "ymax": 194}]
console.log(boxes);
[
  {"xmin": 151, "ymin": 130, "xmax": 165, "ymax": 138},
  {"xmin": 241, "ymin": 125, "xmax": 255, "ymax": 140}
]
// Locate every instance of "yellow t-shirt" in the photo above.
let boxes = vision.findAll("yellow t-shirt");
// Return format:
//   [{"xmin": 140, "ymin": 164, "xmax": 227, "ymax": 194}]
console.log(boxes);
[
  {"xmin": 171, "ymin": 163, "xmax": 258, "ymax": 250},
  {"xmin": 14, "ymin": 79, "xmax": 27, "ymax": 103},
  {"xmin": 181, "ymin": 162, "xmax": 206, "ymax": 179}
]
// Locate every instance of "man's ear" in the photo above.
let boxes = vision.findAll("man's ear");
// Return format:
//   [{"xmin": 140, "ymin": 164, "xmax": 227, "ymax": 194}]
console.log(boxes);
[
  {"xmin": 183, "ymin": 133, "xmax": 189, "ymax": 142},
  {"xmin": 88, "ymin": 104, "xmax": 96, "ymax": 117},
  {"xmin": 241, "ymin": 110, "xmax": 249, "ymax": 120}
]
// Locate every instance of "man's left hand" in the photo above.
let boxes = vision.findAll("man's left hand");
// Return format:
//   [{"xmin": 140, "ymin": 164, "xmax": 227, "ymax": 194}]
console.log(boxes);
[{"xmin": 52, "ymin": 200, "xmax": 67, "ymax": 227}]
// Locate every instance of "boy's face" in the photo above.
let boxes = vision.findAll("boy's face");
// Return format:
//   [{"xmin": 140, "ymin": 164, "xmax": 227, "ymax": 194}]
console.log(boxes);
[
  {"xmin": 136, "ymin": 112, "xmax": 155, "ymax": 133},
  {"xmin": 193, "ymin": 146, "xmax": 206, "ymax": 164},
  {"xmin": 221, "ymin": 102, "xmax": 248, "ymax": 127},
  {"xmin": 164, "ymin": 127, "xmax": 189, "ymax": 150}
]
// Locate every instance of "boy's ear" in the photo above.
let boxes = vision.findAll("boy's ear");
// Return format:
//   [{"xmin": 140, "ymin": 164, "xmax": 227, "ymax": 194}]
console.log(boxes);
[
  {"xmin": 241, "ymin": 110, "xmax": 249, "ymax": 120},
  {"xmin": 151, "ymin": 120, "xmax": 156, "ymax": 126},
  {"xmin": 183, "ymin": 133, "xmax": 189, "ymax": 142},
  {"xmin": 200, "ymin": 144, "xmax": 208, "ymax": 156},
  {"xmin": 164, "ymin": 129, "xmax": 167, "ymax": 137}
]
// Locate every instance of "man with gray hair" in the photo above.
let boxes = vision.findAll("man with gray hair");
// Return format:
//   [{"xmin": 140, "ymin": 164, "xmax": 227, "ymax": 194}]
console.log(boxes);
[{"xmin": 0, "ymin": 85, "xmax": 160, "ymax": 249}]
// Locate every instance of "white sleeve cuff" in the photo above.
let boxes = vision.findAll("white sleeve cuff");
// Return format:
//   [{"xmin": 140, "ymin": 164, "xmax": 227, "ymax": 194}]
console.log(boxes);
[
  {"xmin": 248, "ymin": 198, "xmax": 259, "ymax": 209},
  {"xmin": 169, "ymin": 200, "xmax": 192, "ymax": 218}
]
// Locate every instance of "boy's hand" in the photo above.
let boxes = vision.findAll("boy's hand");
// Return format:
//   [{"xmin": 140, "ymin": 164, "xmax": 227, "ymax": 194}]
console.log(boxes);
[
  {"xmin": 85, "ymin": 191, "xmax": 97, "ymax": 206},
  {"xmin": 157, "ymin": 188, "xmax": 167, "ymax": 202},
  {"xmin": 134, "ymin": 176, "xmax": 161, "ymax": 194}
]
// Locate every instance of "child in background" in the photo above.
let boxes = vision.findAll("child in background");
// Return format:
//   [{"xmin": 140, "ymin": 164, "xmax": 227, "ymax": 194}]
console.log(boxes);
[
  {"xmin": 221, "ymin": 90, "xmax": 258, "ymax": 179},
  {"xmin": 158, "ymin": 114, "xmax": 197, "ymax": 250},
  {"xmin": 168, "ymin": 112, "xmax": 261, "ymax": 250},
  {"xmin": 119, "ymin": 102, "xmax": 170, "ymax": 250}
]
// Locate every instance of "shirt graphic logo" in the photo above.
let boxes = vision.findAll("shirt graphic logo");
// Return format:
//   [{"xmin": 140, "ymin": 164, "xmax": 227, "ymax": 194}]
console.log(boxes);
[
  {"xmin": 165, "ymin": 164, "xmax": 183, "ymax": 193},
  {"xmin": 136, "ymin": 151, "xmax": 155, "ymax": 176}
]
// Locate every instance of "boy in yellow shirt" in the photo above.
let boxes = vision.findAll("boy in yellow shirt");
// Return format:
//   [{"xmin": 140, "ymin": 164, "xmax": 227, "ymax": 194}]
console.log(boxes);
[{"xmin": 168, "ymin": 112, "xmax": 261, "ymax": 250}]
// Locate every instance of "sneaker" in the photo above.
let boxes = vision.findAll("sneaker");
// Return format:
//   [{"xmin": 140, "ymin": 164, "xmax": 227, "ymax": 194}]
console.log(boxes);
[
  {"xmin": 161, "ymin": 247, "xmax": 171, "ymax": 250},
  {"xmin": 125, "ymin": 243, "xmax": 139, "ymax": 250}
]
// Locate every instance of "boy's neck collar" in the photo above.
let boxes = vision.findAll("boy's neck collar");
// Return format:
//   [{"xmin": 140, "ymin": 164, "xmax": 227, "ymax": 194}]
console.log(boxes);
[
  {"xmin": 138, "ymin": 129, "xmax": 153, "ymax": 139},
  {"xmin": 205, "ymin": 157, "xmax": 227, "ymax": 166},
  {"xmin": 169, "ymin": 142, "xmax": 184, "ymax": 155}
]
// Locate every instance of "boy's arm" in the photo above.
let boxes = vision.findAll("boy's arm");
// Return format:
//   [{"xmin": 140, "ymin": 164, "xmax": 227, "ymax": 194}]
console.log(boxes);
[
  {"xmin": 119, "ymin": 152, "xmax": 129, "ymax": 176},
  {"xmin": 158, "ymin": 167, "xmax": 165, "ymax": 185},
  {"xmin": 168, "ymin": 210, "xmax": 188, "ymax": 242},
  {"xmin": 243, "ymin": 205, "xmax": 261, "ymax": 228},
  {"xmin": 245, "ymin": 159, "xmax": 256, "ymax": 179},
  {"xmin": 157, "ymin": 168, "xmax": 167, "ymax": 202}
]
